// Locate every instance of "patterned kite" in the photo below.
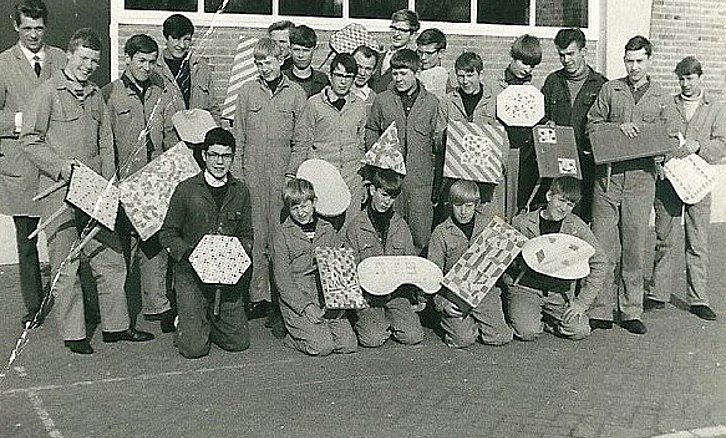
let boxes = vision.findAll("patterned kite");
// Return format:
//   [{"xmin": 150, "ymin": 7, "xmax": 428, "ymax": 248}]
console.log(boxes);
[
  {"xmin": 357, "ymin": 256, "xmax": 443, "ymax": 296},
  {"xmin": 362, "ymin": 121, "xmax": 406, "ymax": 175},
  {"xmin": 67, "ymin": 162, "xmax": 119, "ymax": 231},
  {"xmin": 221, "ymin": 36, "xmax": 259, "ymax": 122},
  {"xmin": 315, "ymin": 247, "xmax": 368, "ymax": 310},
  {"xmin": 444, "ymin": 121, "xmax": 507, "ymax": 183},
  {"xmin": 496, "ymin": 84, "xmax": 545, "ymax": 127},
  {"xmin": 664, "ymin": 153, "xmax": 717, "ymax": 204},
  {"xmin": 532, "ymin": 125, "xmax": 582, "ymax": 179},
  {"xmin": 189, "ymin": 234, "xmax": 251, "ymax": 285}
]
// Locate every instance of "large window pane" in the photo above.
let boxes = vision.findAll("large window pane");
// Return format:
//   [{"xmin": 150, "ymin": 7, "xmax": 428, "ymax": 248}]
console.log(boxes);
[
  {"xmin": 350, "ymin": 0, "xmax": 406, "ymax": 20},
  {"xmin": 477, "ymin": 0, "xmax": 529, "ymax": 24},
  {"xmin": 535, "ymin": 0, "xmax": 588, "ymax": 27},
  {"xmin": 280, "ymin": 0, "xmax": 342, "ymax": 17},
  {"xmin": 125, "ymin": 0, "xmax": 197, "ymax": 11},
  {"xmin": 205, "ymin": 0, "xmax": 272, "ymax": 14},
  {"xmin": 417, "ymin": 0, "xmax": 470, "ymax": 23}
]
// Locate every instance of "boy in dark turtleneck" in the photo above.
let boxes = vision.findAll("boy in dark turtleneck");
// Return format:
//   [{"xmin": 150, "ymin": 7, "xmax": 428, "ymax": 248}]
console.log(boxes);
[
  {"xmin": 429, "ymin": 179, "xmax": 513, "ymax": 348},
  {"xmin": 344, "ymin": 168, "xmax": 422, "ymax": 348}
]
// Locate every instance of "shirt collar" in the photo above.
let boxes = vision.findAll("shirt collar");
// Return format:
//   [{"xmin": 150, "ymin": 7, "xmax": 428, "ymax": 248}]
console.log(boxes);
[
  {"xmin": 353, "ymin": 84, "xmax": 372, "ymax": 100},
  {"xmin": 18, "ymin": 43, "xmax": 45, "ymax": 65},
  {"xmin": 203, "ymin": 169, "xmax": 228, "ymax": 187}
]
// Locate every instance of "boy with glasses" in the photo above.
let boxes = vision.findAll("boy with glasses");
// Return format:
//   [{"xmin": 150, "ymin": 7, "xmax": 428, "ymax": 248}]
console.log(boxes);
[
  {"xmin": 416, "ymin": 28, "xmax": 452, "ymax": 101},
  {"xmin": 370, "ymin": 9, "xmax": 420, "ymax": 93}
]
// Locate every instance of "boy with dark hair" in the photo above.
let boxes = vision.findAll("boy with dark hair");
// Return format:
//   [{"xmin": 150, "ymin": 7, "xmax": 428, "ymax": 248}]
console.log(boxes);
[
  {"xmin": 103, "ymin": 34, "xmax": 175, "ymax": 332},
  {"xmin": 345, "ymin": 168, "xmax": 422, "ymax": 347},
  {"xmin": 648, "ymin": 56, "xmax": 726, "ymax": 321},
  {"xmin": 365, "ymin": 48, "xmax": 444, "ymax": 253},
  {"xmin": 272, "ymin": 178, "xmax": 357, "ymax": 356},
  {"xmin": 22, "ymin": 28, "xmax": 154, "ymax": 354},
  {"xmin": 1, "ymin": 0, "xmax": 67, "ymax": 328},
  {"xmin": 352, "ymin": 45, "xmax": 379, "ymax": 110},
  {"xmin": 586, "ymin": 35, "xmax": 677, "ymax": 335},
  {"xmin": 370, "ymin": 9, "xmax": 420, "ymax": 93},
  {"xmin": 290, "ymin": 52, "xmax": 366, "ymax": 231},
  {"xmin": 160, "ymin": 127, "xmax": 252, "ymax": 359},
  {"xmin": 541, "ymin": 28, "xmax": 607, "ymax": 222},
  {"xmin": 416, "ymin": 28, "xmax": 451, "ymax": 100},
  {"xmin": 268, "ymin": 20, "xmax": 294, "ymax": 70},
  {"xmin": 429, "ymin": 179, "xmax": 513, "ymax": 347},
  {"xmin": 494, "ymin": 34, "xmax": 543, "ymax": 218},
  {"xmin": 233, "ymin": 37, "xmax": 307, "ymax": 337},
  {"xmin": 284, "ymin": 25, "xmax": 329, "ymax": 97},
  {"xmin": 159, "ymin": 13, "xmax": 219, "ymax": 149},
  {"xmin": 505, "ymin": 177, "xmax": 606, "ymax": 341}
]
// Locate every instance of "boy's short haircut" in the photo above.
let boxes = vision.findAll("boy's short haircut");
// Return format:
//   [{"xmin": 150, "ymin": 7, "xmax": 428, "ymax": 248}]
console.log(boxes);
[
  {"xmin": 674, "ymin": 56, "xmax": 702, "ymax": 77},
  {"xmin": 510, "ymin": 34, "xmax": 542, "ymax": 67},
  {"xmin": 283, "ymin": 178, "xmax": 316, "ymax": 209},
  {"xmin": 124, "ymin": 34, "xmax": 159, "ymax": 58},
  {"xmin": 391, "ymin": 9, "xmax": 420, "ymax": 33},
  {"xmin": 352, "ymin": 45, "xmax": 379, "ymax": 64},
  {"xmin": 554, "ymin": 28, "xmax": 586, "ymax": 50},
  {"xmin": 288, "ymin": 25, "xmax": 317, "ymax": 49},
  {"xmin": 549, "ymin": 176, "xmax": 582, "ymax": 204},
  {"xmin": 624, "ymin": 35, "xmax": 652, "ymax": 57},
  {"xmin": 331, "ymin": 53, "xmax": 358, "ymax": 76},
  {"xmin": 370, "ymin": 168, "xmax": 403, "ymax": 198},
  {"xmin": 448, "ymin": 180, "xmax": 480, "ymax": 205},
  {"xmin": 390, "ymin": 49, "xmax": 421, "ymax": 73},
  {"xmin": 253, "ymin": 37, "xmax": 282, "ymax": 60},
  {"xmin": 417, "ymin": 28, "xmax": 447, "ymax": 51},
  {"xmin": 455, "ymin": 51, "xmax": 483, "ymax": 73},
  {"xmin": 268, "ymin": 20, "xmax": 294, "ymax": 34},
  {"xmin": 67, "ymin": 28, "xmax": 102, "ymax": 53},
  {"xmin": 163, "ymin": 14, "xmax": 194, "ymax": 39},
  {"xmin": 203, "ymin": 127, "xmax": 236, "ymax": 153},
  {"xmin": 13, "ymin": 0, "xmax": 48, "ymax": 25}
]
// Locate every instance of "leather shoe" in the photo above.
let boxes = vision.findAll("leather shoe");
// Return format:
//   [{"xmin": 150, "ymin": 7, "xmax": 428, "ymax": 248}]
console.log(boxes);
[
  {"xmin": 65, "ymin": 339, "xmax": 94, "ymax": 355},
  {"xmin": 643, "ymin": 297, "xmax": 666, "ymax": 311},
  {"xmin": 691, "ymin": 305, "xmax": 717, "ymax": 321},
  {"xmin": 102, "ymin": 328, "xmax": 155, "ymax": 343},
  {"xmin": 589, "ymin": 319, "xmax": 613, "ymax": 330},
  {"xmin": 620, "ymin": 319, "xmax": 647, "ymax": 334}
]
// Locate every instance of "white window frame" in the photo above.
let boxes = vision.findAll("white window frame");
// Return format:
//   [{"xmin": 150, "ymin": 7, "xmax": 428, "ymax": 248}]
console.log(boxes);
[{"xmin": 110, "ymin": 0, "xmax": 599, "ymax": 77}]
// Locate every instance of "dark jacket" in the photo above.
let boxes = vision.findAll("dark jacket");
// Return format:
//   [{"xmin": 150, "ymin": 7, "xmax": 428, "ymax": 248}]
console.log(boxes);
[
  {"xmin": 541, "ymin": 66, "xmax": 607, "ymax": 154},
  {"xmin": 159, "ymin": 172, "xmax": 253, "ymax": 263}
]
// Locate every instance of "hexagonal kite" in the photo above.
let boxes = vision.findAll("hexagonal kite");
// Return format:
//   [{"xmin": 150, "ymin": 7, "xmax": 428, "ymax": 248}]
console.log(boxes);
[
  {"xmin": 189, "ymin": 234, "xmax": 251, "ymax": 285},
  {"xmin": 496, "ymin": 84, "xmax": 544, "ymax": 127}
]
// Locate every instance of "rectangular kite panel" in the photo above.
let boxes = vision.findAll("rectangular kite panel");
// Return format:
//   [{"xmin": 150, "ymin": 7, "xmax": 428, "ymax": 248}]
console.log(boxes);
[
  {"xmin": 441, "ymin": 216, "xmax": 528, "ymax": 309},
  {"xmin": 67, "ymin": 162, "xmax": 119, "ymax": 230},
  {"xmin": 119, "ymin": 142, "xmax": 200, "ymax": 240},
  {"xmin": 315, "ymin": 247, "xmax": 368, "ymax": 310},
  {"xmin": 589, "ymin": 123, "xmax": 675, "ymax": 164},
  {"xmin": 444, "ymin": 121, "xmax": 507, "ymax": 184},
  {"xmin": 532, "ymin": 125, "xmax": 582, "ymax": 179}
]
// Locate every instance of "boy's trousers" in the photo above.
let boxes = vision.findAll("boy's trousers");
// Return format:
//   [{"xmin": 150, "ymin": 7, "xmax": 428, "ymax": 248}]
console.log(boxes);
[
  {"xmin": 281, "ymin": 305, "xmax": 357, "ymax": 356},
  {"xmin": 506, "ymin": 284, "xmax": 590, "ymax": 341},
  {"xmin": 438, "ymin": 288, "xmax": 513, "ymax": 348},
  {"xmin": 354, "ymin": 292, "xmax": 423, "ymax": 347}
]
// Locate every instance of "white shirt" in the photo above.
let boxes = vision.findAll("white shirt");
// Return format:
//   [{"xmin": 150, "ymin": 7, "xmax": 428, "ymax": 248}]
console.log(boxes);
[
  {"xmin": 18, "ymin": 43, "xmax": 45, "ymax": 69},
  {"xmin": 352, "ymin": 84, "xmax": 372, "ymax": 102},
  {"xmin": 204, "ymin": 169, "xmax": 228, "ymax": 187}
]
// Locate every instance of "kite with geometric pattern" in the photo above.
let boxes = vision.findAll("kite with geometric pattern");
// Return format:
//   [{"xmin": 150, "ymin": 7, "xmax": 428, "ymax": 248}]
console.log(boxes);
[
  {"xmin": 315, "ymin": 247, "xmax": 368, "ymax": 310},
  {"xmin": 67, "ymin": 161, "xmax": 120, "ymax": 231},
  {"xmin": 496, "ymin": 84, "xmax": 545, "ymax": 127},
  {"xmin": 444, "ymin": 121, "xmax": 507, "ymax": 183},
  {"xmin": 189, "ymin": 234, "xmax": 251, "ymax": 285},
  {"xmin": 441, "ymin": 216, "xmax": 528, "ymax": 309}
]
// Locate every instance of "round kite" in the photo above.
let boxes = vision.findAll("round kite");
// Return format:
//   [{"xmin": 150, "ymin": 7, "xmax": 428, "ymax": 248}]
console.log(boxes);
[
  {"xmin": 521, "ymin": 233, "xmax": 595, "ymax": 280},
  {"xmin": 297, "ymin": 159, "xmax": 352, "ymax": 217},
  {"xmin": 496, "ymin": 84, "xmax": 545, "ymax": 127}
]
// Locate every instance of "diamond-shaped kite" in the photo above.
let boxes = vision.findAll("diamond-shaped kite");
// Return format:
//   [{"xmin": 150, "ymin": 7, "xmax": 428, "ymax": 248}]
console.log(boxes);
[
  {"xmin": 315, "ymin": 247, "xmax": 367, "ymax": 310},
  {"xmin": 362, "ymin": 121, "xmax": 406, "ymax": 175},
  {"xmin": 119, "ymin": 142, "xmax": 200, "ymax": 240},
  {"xmin": 189, "ymin": 234, "xmax": 251, "ymax": 285},
  {"xmin": 444, "ymin": 120, "xmax": 508, "ymax": 183},
  {"xmin": 441, "ymin": 216, "xmax": 528, "ymax": 309},
  {"xmin": 329, "ymin": 23, "xmax": 381, "ymax": 54},
  {"xmin": 496, "ymin": 84, "xmax": 545, "ymax": 127}
]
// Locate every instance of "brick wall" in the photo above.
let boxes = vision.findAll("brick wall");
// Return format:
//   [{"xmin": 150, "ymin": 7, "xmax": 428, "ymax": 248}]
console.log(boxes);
[
  {"xmin": 649, "ymin": 0, "xmax": 726, "ymax": 98},
  {"xmin": 118, "ymin": 24, "xmax": 600, "ymax": 105}
]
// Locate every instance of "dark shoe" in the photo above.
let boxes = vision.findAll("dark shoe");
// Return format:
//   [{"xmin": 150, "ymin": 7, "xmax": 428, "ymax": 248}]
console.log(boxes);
[
  {"xmin": 64, "ymin": 339, "xmax": 94, "ymax": 355},
  {"xmin": 643, "ymin": 297, "xmax": 666, "ymax": 311},
  {"xmin": 620, "ymin": 319, "xmax": 647, "ymax": 335},
  {"xmin": 589, "ymin": 319, "xmax": 613, "ymax": 330},
  {"xmin": 161, "ymin": 316, "xmax": 177, "ymax": 333},
  {"xmin": 248, "ymin": 301, "xmax": 270, "ymax": 320},
  {"xmin": 102, "ymin": 328, "xmax": 155, "ymax": 343},
  {"xmin": 266, "ymin": 311, "xmax": 287, "ymax": 339},
  {"xmin": 144, "ymin": 308, "xmax": 174, "ymax": 321},
  {"xmin": 691, "ymin": 305, "xmax": 717, "ymax": 321}
]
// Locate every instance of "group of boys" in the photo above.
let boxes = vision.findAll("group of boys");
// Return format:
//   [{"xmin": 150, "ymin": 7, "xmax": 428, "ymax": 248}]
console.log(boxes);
[{"xmin": 2, "ymin": 2, "xmax": 723, "ymax": 359}]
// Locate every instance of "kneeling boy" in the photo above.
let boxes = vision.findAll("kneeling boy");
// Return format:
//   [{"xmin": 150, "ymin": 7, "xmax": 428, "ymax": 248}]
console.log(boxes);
[
  {"xmin": 345, "ymin": 169, "xmax": 423, "ymax": 347},
  {"xmin": 505, "ymin": 177, "xmax": 605, "ymax": 341},
  {"xmin": 429, "ymin": 180, "xmax": 513, "ymax": 347},
  {"xmin": 160, "ymin": 128, "xmax": 252, "ymax": 358},
  {"xmin": 272, "ymin": 178, "xmax": 357, "ymax": 356}
]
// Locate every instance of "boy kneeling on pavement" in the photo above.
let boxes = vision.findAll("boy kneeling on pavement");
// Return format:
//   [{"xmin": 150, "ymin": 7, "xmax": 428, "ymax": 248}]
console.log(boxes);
[
  {"xmin": 160, "ymin": 128, "xmax": 253, "ymax": 358},
  {"xmin": 504, "ymin": 177, "xmax": 606, "ymax": 341}
]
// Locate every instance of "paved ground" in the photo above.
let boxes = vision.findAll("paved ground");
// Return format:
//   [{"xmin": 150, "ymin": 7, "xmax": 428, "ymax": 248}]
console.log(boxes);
[{"xmin": 1, "ymin": 225, "xmax": 725, "ymax": 438}]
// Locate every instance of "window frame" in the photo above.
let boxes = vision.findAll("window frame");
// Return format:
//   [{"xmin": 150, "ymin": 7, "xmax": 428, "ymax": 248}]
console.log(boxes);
[{"xmin": 111, "ymin": 0, "xmax": 599, "ymax": 77}]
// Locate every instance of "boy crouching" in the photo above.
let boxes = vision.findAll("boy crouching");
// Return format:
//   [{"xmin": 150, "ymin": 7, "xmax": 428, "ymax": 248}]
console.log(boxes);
[
  {"xmin": 429, "ymin": 180, "xmax": 513, "ymax": 348},
  {"xmin": 272, "ymin": 178, "xmax": 357, "ymax": 356}
]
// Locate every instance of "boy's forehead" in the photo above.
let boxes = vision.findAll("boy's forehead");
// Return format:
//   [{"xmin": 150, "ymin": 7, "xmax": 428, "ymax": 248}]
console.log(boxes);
[
  {"xmin": 391, "ymin": 67, "xmax": 415, "ymax": 74},
  {"xmin": 168, "ymin": 33, "xmax": 192, "ymax": 40},
  {"xmin": 207, "ymin": 143, "xmax": 233, "ymax": 153}
]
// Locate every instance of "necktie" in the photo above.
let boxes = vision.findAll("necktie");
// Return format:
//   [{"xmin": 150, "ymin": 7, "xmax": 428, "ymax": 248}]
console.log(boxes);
[{"xmin": 33, "ymin": 55, "xmax": 41, "ymax": 77}]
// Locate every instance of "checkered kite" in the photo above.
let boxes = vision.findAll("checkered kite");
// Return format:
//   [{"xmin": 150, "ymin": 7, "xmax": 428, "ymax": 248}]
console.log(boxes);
[{"xmin": 315, "ymin": 247, "xmax": 367, "ymax": 310}]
